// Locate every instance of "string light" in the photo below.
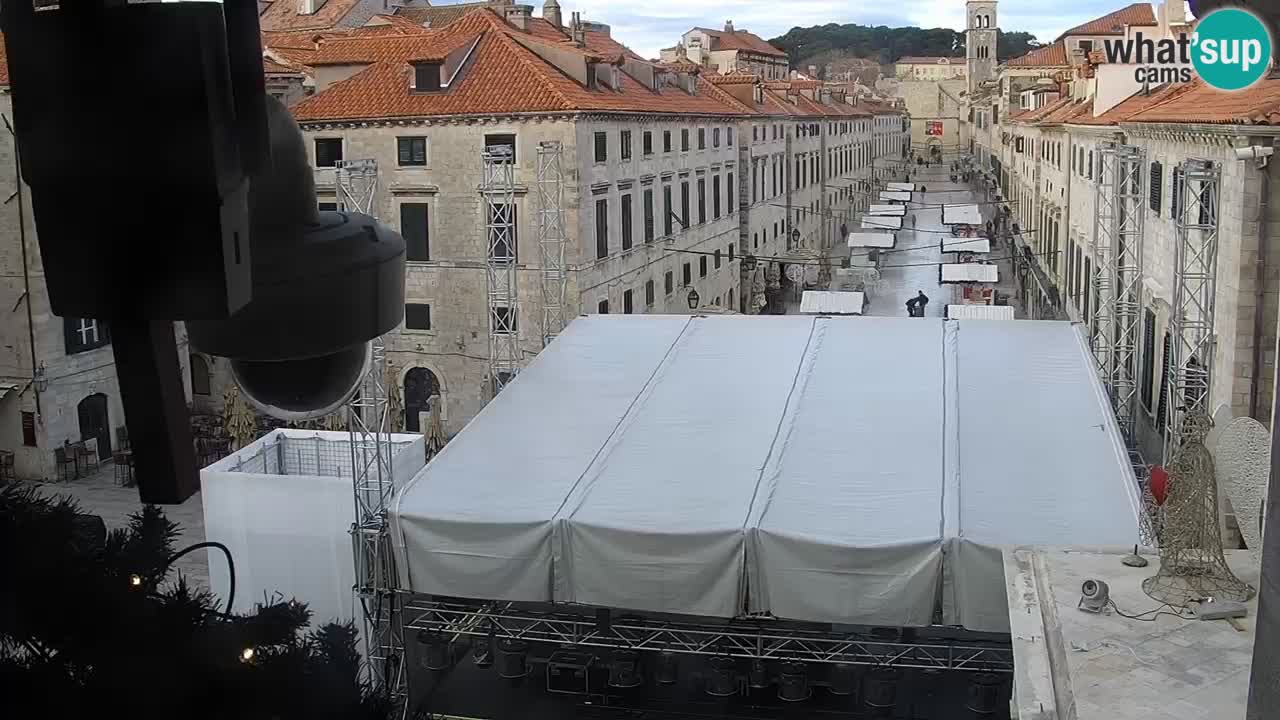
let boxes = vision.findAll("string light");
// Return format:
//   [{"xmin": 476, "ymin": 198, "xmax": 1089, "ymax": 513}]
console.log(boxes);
[
  {"xmin": 240, "ymin": 647, "xmax": 256, "ymax": 663},
  {"xmin": 129, "ymin": 574, "xmax": 143, "ymax": 588}
]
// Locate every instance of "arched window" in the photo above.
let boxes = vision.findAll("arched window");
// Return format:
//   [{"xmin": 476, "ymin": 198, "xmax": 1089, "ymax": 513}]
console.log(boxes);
[
  {"xmin": 403, "ymin": 367, "xmax": 439, "ymax": 433},
  {"xmin": 190, "ymin": 353, "xmax": 211, "ymax": 396}
]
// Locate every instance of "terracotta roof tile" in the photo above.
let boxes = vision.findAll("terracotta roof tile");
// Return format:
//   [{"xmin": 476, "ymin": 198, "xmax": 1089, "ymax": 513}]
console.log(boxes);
[
  {"xmin": 1125, "ymin": 78, "xmax": 1280, "ymax": 125},
  {"xmin": 693, "ymin": 27, "xmax": 787, "ymax": 57},
  {"xmin": 1013, "ymin": 94, "xmax": 1072, "ymax": 123},
  {"xmin": 896, "ymin": 56, "xmax": 962, "ymax": 64},
  {"xmin": 263, "ymin": 56, "xmax": 303, "ymax": 74},
  {"xmin": 1068, "ymin": 83, "xmax": 1194, "ymax": 126},
  {"xmin": 704, "ymin": 71, "xmax": 756, "ymax": 85},
  {"xmin": 1006, "ymin": 42, "xmax": 1068, "ymax": 67},
  {"xmin": 0, "ymin": 33, "xmax": 8, "ymax": 87},
  {"xmin": 395, "ymin": 3, "xmax": 491, "ymax": 29},
  {"xmin": 1058, "ymin": 3, "xmax": 1157, "ymax": 40},
  {"xmin": 259, "ymin": 0, "xmax": 363, "ymax": 32}
]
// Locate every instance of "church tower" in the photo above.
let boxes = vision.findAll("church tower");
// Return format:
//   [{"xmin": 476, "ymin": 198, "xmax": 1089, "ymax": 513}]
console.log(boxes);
[{"xmin": 966, "ymin": 0, "xmax": 997, "ymax": 94}]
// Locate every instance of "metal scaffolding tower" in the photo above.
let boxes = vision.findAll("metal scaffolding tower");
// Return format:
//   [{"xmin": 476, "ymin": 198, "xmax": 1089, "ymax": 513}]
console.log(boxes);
[
  {"xmin": 1109, "ymin": 145, "xmax": 1147, "ymax": 445},
  {"xmin": 536, "ymin": 142, "xmax": 568, "ymax": 348},
  {"xmin": 348, "ymin": 335, "xmax": 405, "ymax": 705},
  {"xmin": 335, "ymin": 158, "xmax": 379, "ymax": 215},
  {"xmin": 482, "ymin": 146, "xmax": 520, "ymax": 395},
  {"xmin": 1164, "ymin": 159, "xmax": 1221, "ymax": 458},
  {"xmin": 1090, "ymin": 142, "xmax": 1118, "ymax": 378}
]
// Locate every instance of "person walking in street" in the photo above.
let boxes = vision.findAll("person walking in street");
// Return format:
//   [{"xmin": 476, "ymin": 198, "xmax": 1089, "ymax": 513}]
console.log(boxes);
[
  {"xmin": 914, "ymin": 290, "xmax": 930, "ymax": 317},
  {"xmin": 906, "ymin": 297, "xmax": 918, "ymax": 317},
  {"xmin": 911, "ymin": 213, "xmax": 917, "ymax": 228}
]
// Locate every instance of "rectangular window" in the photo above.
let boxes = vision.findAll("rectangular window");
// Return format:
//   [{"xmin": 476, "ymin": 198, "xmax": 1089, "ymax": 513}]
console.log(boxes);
[
  {"xmin": 645, "ymin": 279, "xmax": 655, "ymax": 306},
  {"xmin": 726, "ymin": 172, "xmax": 734, "ymax": 213},
  {"xmin": 698, "ymin": 128, "xmax": 706, "ymax": 150},
  {"xmin": 620, "ymin": 130, "xmax": 632, "ymax": 161},
  {"xmin": 598, "ymin": 299, "xmax": 609, "ymax": 314},
  {"xmin": 623, "ymin": 289, "xmax": 634, "ymax": 314},
  {"xmin": 643, "ymin": 189, "xmax": 655, "ymax": 242},
  {"xmin": 318, "ymin": 202, "xmax": 338, "ymax": 211},
  {"xmin": 714, "ymin": 249, "xmax": 722, "ymax": 269},
  {"xmin": 753, "ymin": 126, "xmax": 758, "ymax": 142},
  {"xmin": 621, "ymin": 194, "xmax": 633, "ymax": 251},
  {"xmin": 727, "ymin": 127, "xmax": 734, "ymax": 146},
  {"xmin": 594, "ymin": 132, "xmax": 608, "ymax": 163},
  {"xmin": 397, "ymin": 137, "xmax": 427, "ymax": 166},
  {"xmin": 664, "ymin": 130, "xmax": 672, "ymax": 153},
  {"xmin": 1087, "ymin": 150, "xmax": 1093, "ymax": 179},
  {"xmin": 484, "ymin": 133, "xmax": 516, "ymax": 162},
  {"xmin": 681, "ymin": 129, "xmax": 690, "ymax": 152},
  {"xmin": 712, "ymin": 175, "xmax": 721, "ymax": 219},
  {"xmin": 489, "ymin": 204, "xmax": 517, "ymax": 260},
  {"xmin": 21, "ymin": 411, "xmax": 36, "ymax": 447},
  {"xmin": 697, "ymin": 178, "xmax": 707, "ymax": 225},
  {"xmin": 643, "ymin": 131, "xmax": 653, "ymax": 156},
  {"xmin": 400, "ymin": 203, "xmax": 430, "ymax": 261},
  {"xmin": 680, "ymin": 181, "xmax": 690, "ymax": 230},
  {"xmin": 699, "ymin": 255, "xmax": 707, "ymax": 277},
  {"xmin": 595, "ymin": 198, "xmax": 609, "ymax": 259},
  {"xmin": 413, "ymin": 63, "xmax": 441, "ymax": 91},
  {"xmin": 729, "ymin": 243, "xmax": 734, "ymax": 261},
  {"xmin": 682, "ymin": 262, "xmax": 691, "ymax": 285},
  {"xmin": 1149, "ymin": 162, "xmax": 1163, "ymax": 213},
  {"xmin": 663, "ymin": 186, "xmax": 674, "ymax": 236},
  {"xmin": 314, "ymin": 138, "xmax": 343, "ymax": 167},
  {"xmin": 664, "ymin": 270, "xmax": 673, "ymax": 295},
  {"xmin": 64, "ymin": 318, "xmax": 110, "ymax": 354},
  {"xmin": 712, "ymin": 128, "xmax": 720, "ymax": 148},
  {"xmin": 405, "ymin": 303, "xmax": 432, "ymax": 330},
  {"xmin": 1141, "ymin": 309, "xmax": 1157, "ymax": 411},
  {"xmin": 492, "ymin": 306, "xmax": 517, "ymax": 334}
]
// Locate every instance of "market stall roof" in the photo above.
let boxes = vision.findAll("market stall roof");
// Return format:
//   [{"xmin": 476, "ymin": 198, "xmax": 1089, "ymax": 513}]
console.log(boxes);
[
  {"xmin": 941, "ymin": 237, "xmax": 991, "ymax": 253},
  {"xmin": 880, "ymin": 191, "xmax": 912, "ymax": 202},
  {"xmin": 800, "ymin": 290, "xmax": 865, "ymax": 315},
  {"xmin": 847, "ymin": 232, "xmax": 896, "ymax": 248},
  {"xmin": 885, "ymin": 182, "xmax": 915, "ymax": 191},
  {"xmin": 392, "ymin": 316, "xmax": 1141, "ymax": 634},
  {"xmin": 862, "ymin": 216, "xmax": 902, "ymax": 230},
  {"xmin": 942, "ymin": 203, "xmax": 982, "ymax": 225},
  {"xmin": 941, "ymin": 263, "xmax": 999, "ymax": 283},
  {"xmin": 868, "ymin": 204, "xmax": 906, "ymax": 217},
  {"xmin": 946, "ymin": 304, "xmax": 1015, "ymax": 320}
]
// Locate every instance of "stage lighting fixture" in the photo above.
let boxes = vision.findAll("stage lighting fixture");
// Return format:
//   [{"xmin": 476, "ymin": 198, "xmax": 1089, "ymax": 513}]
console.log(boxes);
[
  {"xmin": 496, "ymin": 639, "xmax": 529, "ymax": 679},
  {"xmin": 417, "ymin": 630, "xmax": 450, "ymax": 671},
  {"xmin": 1078, "ymin": 578, "xmax": 1111, "ymax": 614},
  {"xmin": 654, "ymin": 651, "xmax": 679, "ymax": 685},
  {"xmin": 777, "ymin": 662, "xmax": 811, "ymax": 702},
  {"xmin": 864, "ymin": 668, "xmax": 901, "ymax": 710},
  {"xmin": 608, "ymin": 650, "xmax": 643, "ymax": 689},
  {"xmin": 705, "ymin": 657, "xmax": 738, "ymax": 697},
  {"xmin": 748, "ymin": 659, "xmax": 769, "ymax": 689},
  {"xmin": 828, "ymin": 663, "xmax": 857, "ymax": 696},
  {"xmin": 473, "ymin": 632, "xmax": 494, "ymax": 668},
  {"xmin": 966, "ymin": 673, "xmax": 1004, "ymax": 715}
]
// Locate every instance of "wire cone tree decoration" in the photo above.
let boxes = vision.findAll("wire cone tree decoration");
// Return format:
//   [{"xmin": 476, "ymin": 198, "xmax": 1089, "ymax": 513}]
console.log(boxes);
[
  {"xmin": 424, "ymin": 394, "xmax": 446, "ymax": 459},
  {"xmin": 1143, "ymin": 412, "xmax": 1255, "ymax": 605},
  {"xmin": 222, "ymin": 385, "xmax": 258, "ymax": 451},
  {"xmin": 385, "ymin": 365, "xmax": 404, "ymax": 433}
]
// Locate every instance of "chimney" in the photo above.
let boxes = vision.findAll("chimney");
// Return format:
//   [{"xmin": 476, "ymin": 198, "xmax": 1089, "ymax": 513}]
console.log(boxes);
[
  {"xmin": 543, "ymin": 0, "xmax": 561, "ymax": 29},
  {"xmin": 808, "ymin": 64, "xmax": 817, "ymax": 79},
  {"xmin": 503, "ymin": 3, "xmax": 533, "ymax": 31},
  {"xmin": 570, "ymin": 11, "xmax": 585, "ymax": 47},
  {"xmin": 298, "ymin": 0, "xmax": 321, "ymax": 15},
  {"xmin": 724, "ymin": 19, "xmax": 734, "ymax": 33}
]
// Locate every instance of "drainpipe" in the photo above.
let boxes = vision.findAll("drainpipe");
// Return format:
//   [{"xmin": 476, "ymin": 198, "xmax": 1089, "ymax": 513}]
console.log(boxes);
[
  {"xmin": 5, "ymin": 113, "xmax": 39, "ymax": 418},
  {"xmin": 1250, "ymin": 146, "xmax": 1273, "ymax": 421}
]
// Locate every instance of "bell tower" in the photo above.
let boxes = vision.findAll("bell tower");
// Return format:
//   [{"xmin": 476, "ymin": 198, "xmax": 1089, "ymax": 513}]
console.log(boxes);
[{"xmin": 966, "ymin": 0, "xmax": 997, "ymax": 93}]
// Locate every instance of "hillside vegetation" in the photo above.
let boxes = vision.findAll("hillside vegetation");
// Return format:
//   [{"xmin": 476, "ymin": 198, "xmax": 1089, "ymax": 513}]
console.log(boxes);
[{"xmin": 767, "ymin": 24, "xmax": 1042, "ymax": 72}]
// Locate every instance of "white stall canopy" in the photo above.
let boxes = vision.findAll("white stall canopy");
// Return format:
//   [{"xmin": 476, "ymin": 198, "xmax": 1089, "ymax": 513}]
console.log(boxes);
[
  {"xmin": 941, "ymin": 263, "xmax": 999, "ymax": 283},
  {"xmin": 862, "ymin": 216, "xmax": 902, "ymax": 230},
  {"xmin": 391, "ymin": 316, "xmax": 1142, "ymax": 633},
  {"xmin": 946, "ymin": 304, "xmax": 1015, "ymax": 320},
  {"xmin": 800, "ymin": 290, "xmax": 865, "ymax": 315},
  {"xmin": 941, "ymin": 237, "xmax": 991, "ymax": 253},
  {"xmin": 868, "ymin": 204, "xmax": 907, "ymax": 217},
  {"xmin": 886, "ymin": 182, "xmax": 915, "ymax": 192},
  {"xmin": 942, "ymin": 203, "xmax": 982, "ymax": 225},
  {"xmin": 847, "ymin": 232, "xmax": 896, "ymax": 249},
  {"xmin": 880, "ymin": 191, "xmax": 912, "ymax": 202}
]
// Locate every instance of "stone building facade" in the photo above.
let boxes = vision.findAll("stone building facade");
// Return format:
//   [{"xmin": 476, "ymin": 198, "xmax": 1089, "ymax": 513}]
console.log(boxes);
[{"xmin": 660, "ymin": 22, "xmax": 789, "ymax": 81}]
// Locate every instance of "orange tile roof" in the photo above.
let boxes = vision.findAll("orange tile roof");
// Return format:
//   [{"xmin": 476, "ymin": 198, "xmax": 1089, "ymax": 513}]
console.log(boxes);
[
  {"xmin": 1057, "ymin": 3, "xmax": 1156, "ymax": 40},
  {"xmin": 0, "ymin": 33, "xmax": 8, "ymax": 87},
  {"xmin": 897, "ymin": 56, "xmax": 962, "ymax": 64},
  {"xmin": 1037, "ymin": 97, "xmax": 1091, "ymax": 125},
  {"xmin": 1006, "ymin": 42, "xmax": 1068, "ymax": 68},
  {"xmin": 263, "ymin": 56, "xmax": 303, "ymax": 74},
  {"xmin": 1125, "ymin": 79, "xmax": 1280, "ymax": 125},
  {"xmin": 1068, "ymin": 83, "xmax": 1194, "ymax": 126},
  {"xmin": 704, "ymin": 71, "xmax": 757, "ymax": 86},
  {"xmin": 259, "ymin": 0, "xmax": 364, "ymax": 32},
  {"xmin": 395, "ymin": 3, "xmax": 492, "ymax": 29},
  {"xmin": 1012, "ymin": 94, "xmax": 1072, "ymax": 123},
  {"xmin": 694, "ymin": 27, "xmax": 787, "ymax": 57}
]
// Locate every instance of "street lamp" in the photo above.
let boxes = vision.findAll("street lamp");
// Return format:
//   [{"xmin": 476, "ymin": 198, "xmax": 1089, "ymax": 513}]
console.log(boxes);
[{"xmin": 687, "ymin": 288, "xmax": 700, "ymax": 309}]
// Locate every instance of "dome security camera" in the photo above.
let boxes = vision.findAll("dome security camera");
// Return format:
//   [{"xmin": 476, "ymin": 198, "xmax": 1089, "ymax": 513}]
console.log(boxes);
[{"xmin": 187, "ymin": 97, "xmax": 406, "ymax": 421}]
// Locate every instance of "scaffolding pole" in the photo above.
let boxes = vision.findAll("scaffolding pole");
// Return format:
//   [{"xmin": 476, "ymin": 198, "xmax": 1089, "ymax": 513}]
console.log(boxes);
[
  {"xmin": 348, "ymin": 335, "xmax": 405, "ymax": 706},
  {"xmin": 482, "ymin": 146, "xmax": 520, "ymax": 395},
  {"xmin": 536, "ymin": 142, "xmax": 568, "ymax": 348},
  {"xmin": 1091, "ymin": 142, "xmax": 1118, "ymax": 379},
  {"xmin": 336, "ymin": 158, "xmax": 379, "ymax": 215},
  {"xmin": 1110, "ymin": 145, "xmax": 1146, "ymax": 446},
  {"xmin": 1165, "ymin": 159, "xmax": 1221, "ymax": 459}
]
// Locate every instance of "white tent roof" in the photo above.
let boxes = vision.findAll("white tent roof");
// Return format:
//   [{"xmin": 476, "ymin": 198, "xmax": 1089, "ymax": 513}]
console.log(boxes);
[
  {"xmin": 941, "ymin": 263, "xmax": 999, "ymax": 283},
  {"xmin": 863, "ymin": 216, "xmax": 902, "ymax": 230},
  {"xmin": 880, "ymin": 191, "xmax": 912, "ymax": 202},
  {"xmin": 946, "ymin": 304, "xmax": 1015, "ymax": 320},
  {"xmin": 886, "ymin": 182, "xmax": 915, "ymax": 191},
  {"xmin": 847, "ymin": 232, "xmax": 895, "ymax": 249},
  {"xmin": 868, "ymin": 204, "xmax": 906, "ymax": 216},
  {"xmin": 943, "ymin": 203, "xmax": 982, "ymax": 225},
  {"xmin": 942, "ymin": 237, "xmax": 991, "ymax": 253},
  {"xmin": 800, "ymin": 290, "xmax": 865, "ymax": 315},
  {"xmin": 392, "ymin": 316, "xmax": 1142, "ymax": 633}
]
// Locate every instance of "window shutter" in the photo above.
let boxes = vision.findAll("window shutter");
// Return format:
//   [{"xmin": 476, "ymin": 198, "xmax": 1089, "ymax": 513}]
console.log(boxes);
[
  {"xmin": 1156, "ymin": 333, "xmax": 1172, "ymax": 433},
  {"xmin": 1140, "ymin": 310, "xmax": 1156, "ymax": 410},
  {"xmin": 1170, "ymin": 166, "xmax": 1183, "ymax": 221},
  {"xmin": 64, "ymin": 318, "xmax": 80, "ymax": 353},
  {"xmin": 1149, "ymin": 162, "xmax": 1162, "ymax": 213}
]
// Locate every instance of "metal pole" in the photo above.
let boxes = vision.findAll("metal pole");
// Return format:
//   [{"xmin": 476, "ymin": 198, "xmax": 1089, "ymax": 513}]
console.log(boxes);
[
  {"xmin": 1247, "ymin": 321, "xmax": 1280, "ymax": 719},
  {"xmin": 536, "ymin": 142, "xmax": 567, "ymax": 348}
]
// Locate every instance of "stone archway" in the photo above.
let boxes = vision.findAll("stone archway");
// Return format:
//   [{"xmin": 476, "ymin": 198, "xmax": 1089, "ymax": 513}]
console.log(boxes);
[{"xmin": 403, "ymin": 367, "xmax": 440, "ymax": 433}]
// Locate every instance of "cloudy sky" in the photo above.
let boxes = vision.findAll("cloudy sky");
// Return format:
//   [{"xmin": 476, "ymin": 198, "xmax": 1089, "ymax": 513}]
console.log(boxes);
[{"xmin": 481, "ymin": 0, "xmax": 1154, "ymax": 59}]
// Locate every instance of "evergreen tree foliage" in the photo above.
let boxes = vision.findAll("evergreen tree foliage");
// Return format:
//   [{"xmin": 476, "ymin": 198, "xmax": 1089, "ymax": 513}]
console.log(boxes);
[{"xmin": 768, "ymin": 23, "xmax": 1043, "ymax": 70}]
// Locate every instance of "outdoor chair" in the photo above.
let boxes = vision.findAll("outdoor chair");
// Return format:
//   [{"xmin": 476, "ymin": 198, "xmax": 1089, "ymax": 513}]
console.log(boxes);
[
  {"xmin": 54, "ymin": 447, "xmax": 75, "ymax": 482},
  {"xmin": 76, "ymin": 440, "xmax": 99, "ymax": 475}
]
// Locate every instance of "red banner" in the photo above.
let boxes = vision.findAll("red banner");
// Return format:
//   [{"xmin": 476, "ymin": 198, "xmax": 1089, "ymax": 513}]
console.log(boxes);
[{"xmin": 926, "ymin": 121, "xmax": 944, "ymax": 136}]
